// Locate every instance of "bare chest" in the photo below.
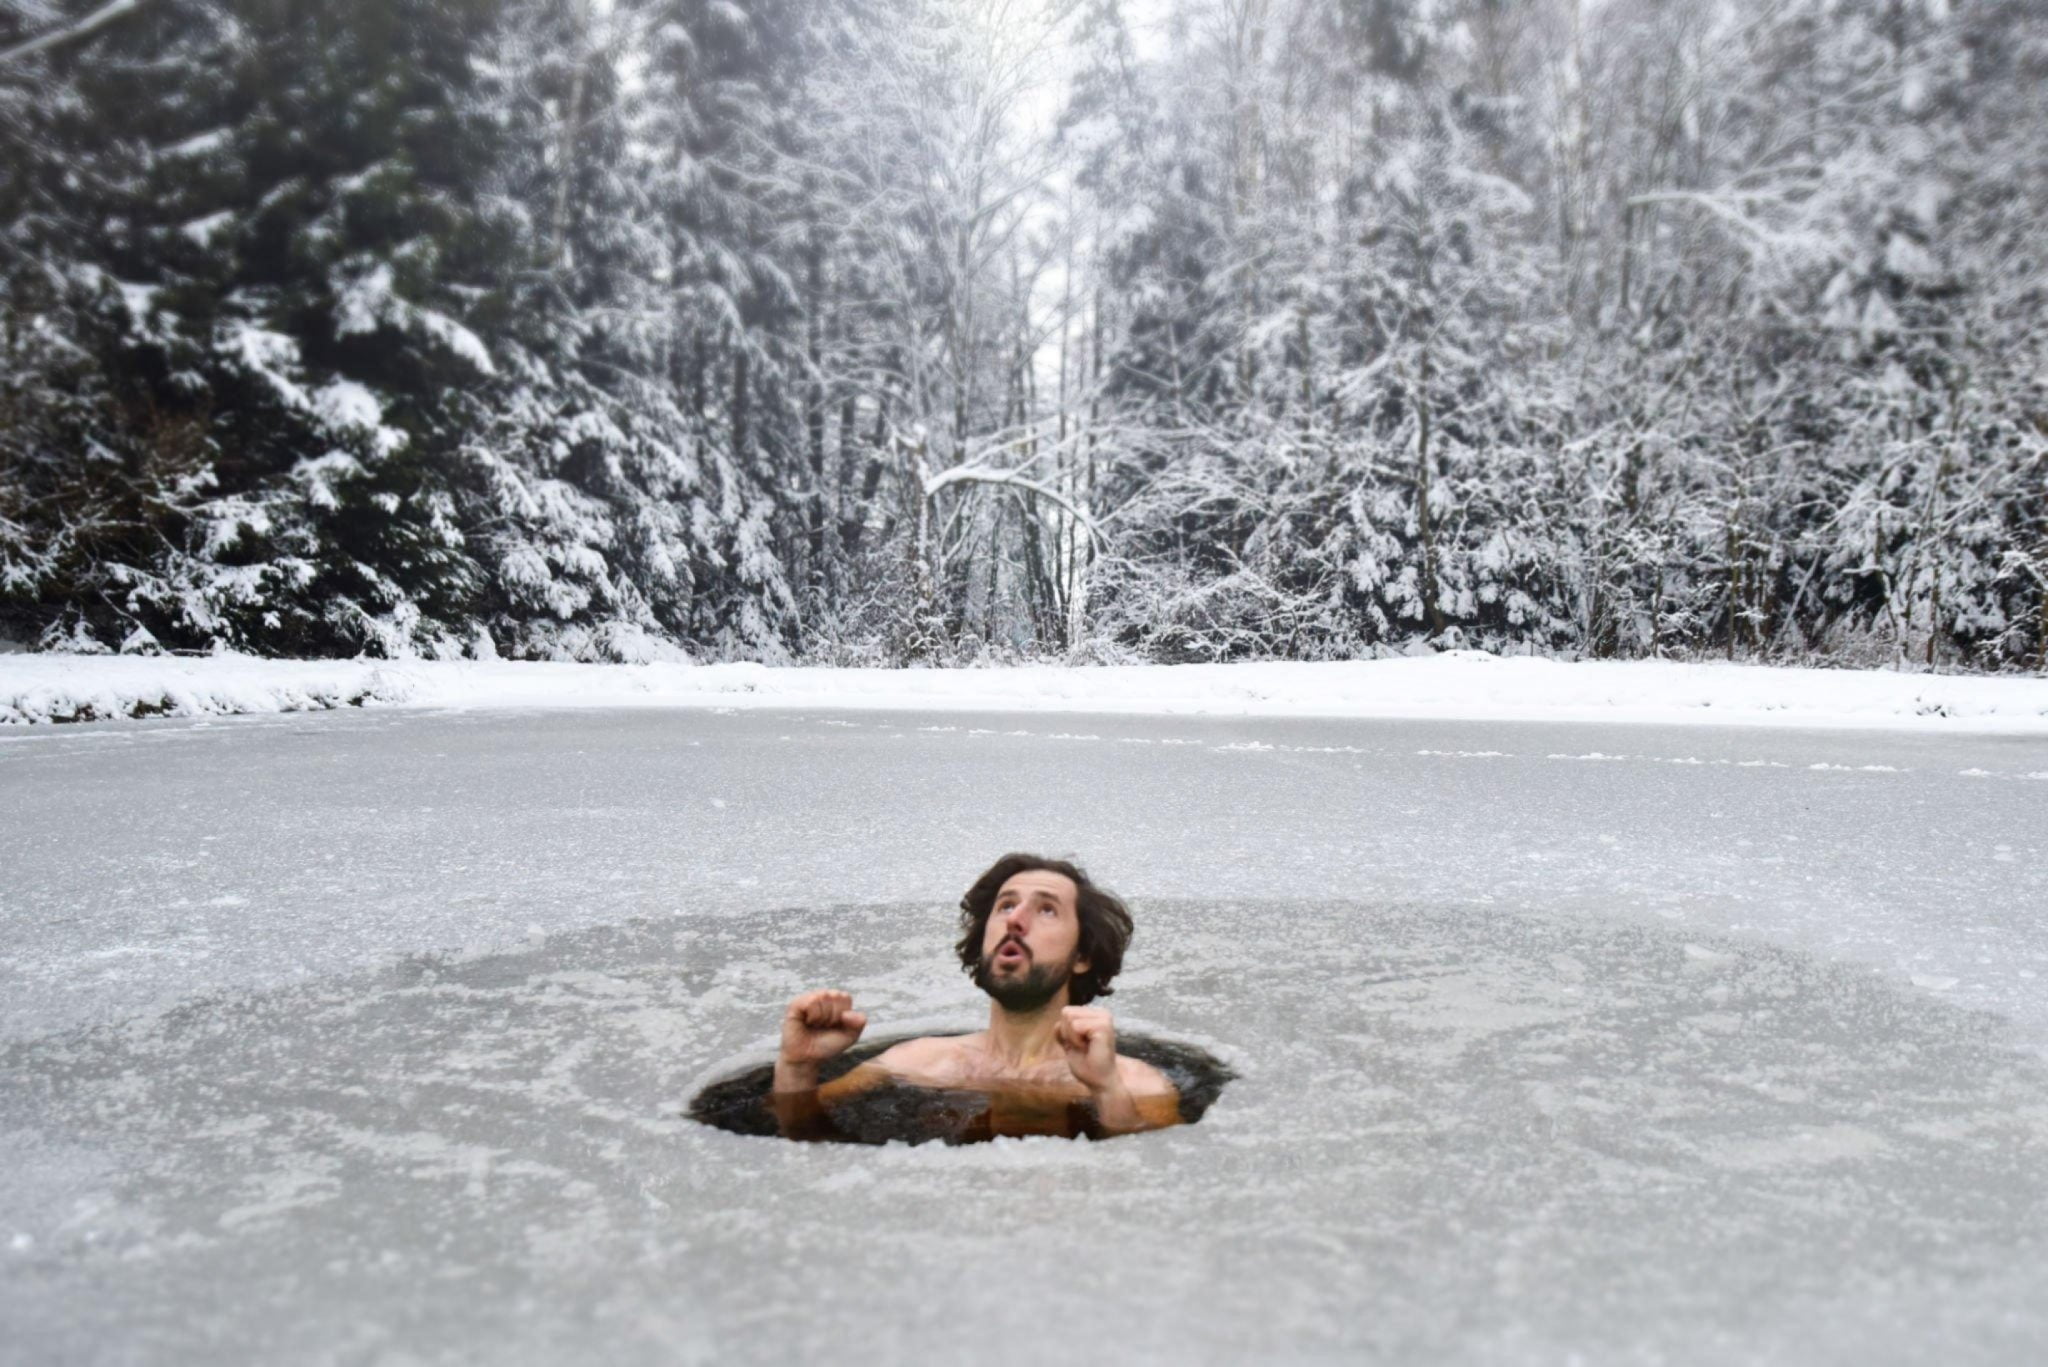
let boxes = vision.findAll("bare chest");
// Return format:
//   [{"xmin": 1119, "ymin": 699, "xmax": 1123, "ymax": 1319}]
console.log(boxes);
[{"xmin": 889, "ymin": 1043, "xmax": 1087, "ymax": 1096}]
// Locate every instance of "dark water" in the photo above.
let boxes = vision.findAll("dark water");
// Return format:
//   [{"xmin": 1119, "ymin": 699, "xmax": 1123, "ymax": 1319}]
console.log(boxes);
[{"xmin": 688, "ymin": 1033, "xmax": 1235, "ymax": 1145}]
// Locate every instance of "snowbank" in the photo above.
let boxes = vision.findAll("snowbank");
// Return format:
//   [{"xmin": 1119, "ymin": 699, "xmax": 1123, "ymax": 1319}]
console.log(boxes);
[
  {"xmin": 0, "ymin": 654, "xmax": 411, "ymax": 725},
  {"xmin": 3, "ymin": 651, "xmax": 2046, "ymax": 732}
]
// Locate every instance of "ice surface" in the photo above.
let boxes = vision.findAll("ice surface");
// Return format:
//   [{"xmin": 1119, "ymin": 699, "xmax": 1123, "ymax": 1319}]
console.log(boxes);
[
  {"xmin": 4, "ymin": 900, "xmax": 2045, "ymax": 1364},
  {"xmin": 3, "ymin": 707, "xmax": 2047, "ymax": 1362}
]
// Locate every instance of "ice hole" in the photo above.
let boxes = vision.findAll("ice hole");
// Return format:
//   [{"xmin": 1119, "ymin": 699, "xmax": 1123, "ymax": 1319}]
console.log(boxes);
[{"xmin": 687, "ymin": 1033, "xmax": 1235, "ymax": 1145}]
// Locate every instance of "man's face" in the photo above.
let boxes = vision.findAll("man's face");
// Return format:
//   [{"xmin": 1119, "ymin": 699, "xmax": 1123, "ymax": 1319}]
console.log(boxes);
[{"xmin": 973, "ymin": 869, "xmax": 1089, "ymax": 1012}]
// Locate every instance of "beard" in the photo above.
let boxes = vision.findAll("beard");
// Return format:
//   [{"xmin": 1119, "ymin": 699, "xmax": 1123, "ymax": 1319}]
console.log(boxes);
[{"xmin": 972, "ymin": 943, "xmax": 1076, "ymax": 1013}]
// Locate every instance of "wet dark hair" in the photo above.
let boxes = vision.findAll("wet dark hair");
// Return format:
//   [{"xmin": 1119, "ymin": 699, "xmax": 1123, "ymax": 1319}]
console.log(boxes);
[{"xmin": 955, "ymin": 853, "xmax": 1134, "ymax": 1006}]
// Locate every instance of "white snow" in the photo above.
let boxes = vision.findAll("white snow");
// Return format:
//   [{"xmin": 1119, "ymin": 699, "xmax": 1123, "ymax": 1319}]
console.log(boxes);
[
  {"xmin": 310, "ymin": 379, "xmax": 407, "ymax": 456},
  {"xmin": 332, "ymin": 262, "xmax": 497, "ymax": 376},
  {"xmin": 159, "ymin": 127, "xmax": 231, "ymax": 158},
  {"xmin": 179, "ymin": 210, "xmax": 235, "ymax": 247},
  {"xmin": 2, "ymin": 651, "xmax": 2046, "ymax": 730},
  {"xmin": 217, "ymin": 321, "xmax": 310, "ymax": 410},
  {"xmin": 1884, "ymin": 231, "xmax": 1941, "ymax": 282},
  {"xmin": 289, "ymin": 451, "xmax": 366, "ymax": 511},
  {"xmin": 413, "ymin": 306, "xmax": 496, "ymax": 376}
]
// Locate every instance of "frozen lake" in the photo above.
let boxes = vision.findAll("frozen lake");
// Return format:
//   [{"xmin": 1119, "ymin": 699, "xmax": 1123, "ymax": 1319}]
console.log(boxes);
[{"xmin": 4, "ymin": 706, "xmax": 2047, "ymax": 1363}]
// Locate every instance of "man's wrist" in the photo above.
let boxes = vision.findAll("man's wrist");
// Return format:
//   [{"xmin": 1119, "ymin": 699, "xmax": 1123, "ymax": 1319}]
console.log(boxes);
[
  {"xmin": 772, "ymin": 1057, "xmax": 820, "ymax": 1092},
  {"xmin": 1086, "ymin": 1077, "xmax": 1142, "ymax": 1132},
  {"xmin": 1086, "ymin": 1076, "xmax": 1133, "ymax": 1104}
]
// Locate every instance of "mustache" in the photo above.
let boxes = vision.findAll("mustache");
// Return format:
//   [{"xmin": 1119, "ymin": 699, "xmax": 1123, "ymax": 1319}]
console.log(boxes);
[{"xmin": 972, "ymin": 948, "xmax": 1073, "ymax": 1012}]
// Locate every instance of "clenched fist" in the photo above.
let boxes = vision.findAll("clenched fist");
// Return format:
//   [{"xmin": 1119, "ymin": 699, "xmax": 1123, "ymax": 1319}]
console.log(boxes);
[
  {"xmin": 1054, "ymin": 1005, "xmax": 1119, "ymax": 1095},
  {"xmin": 773, "ymin": 990, "xmax": 867, "ymax": 1092}
]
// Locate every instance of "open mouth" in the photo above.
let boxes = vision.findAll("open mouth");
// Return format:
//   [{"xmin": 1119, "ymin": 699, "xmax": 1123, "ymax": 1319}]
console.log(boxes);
[{"xmin": 995, "ymin": 940, "xmax": 1029, "ymax": 967}]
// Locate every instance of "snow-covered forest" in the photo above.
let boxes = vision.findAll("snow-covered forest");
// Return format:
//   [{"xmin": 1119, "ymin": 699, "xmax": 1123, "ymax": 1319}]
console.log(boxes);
[{"xmin": 2, "ymin": 0, "xmax": 2044, "ymax": 669}]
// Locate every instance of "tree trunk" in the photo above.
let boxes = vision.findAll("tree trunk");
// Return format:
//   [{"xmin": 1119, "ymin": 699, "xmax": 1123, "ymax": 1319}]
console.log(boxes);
[
  {"xmin": 1021, "ymin": 493, "xmax": 1056, "ymax": 648},
  {"xmin": 1650, "ymin": 557, "xmax": 1665, "ymax": 658},
  {"xmin": 905, "ymin": 436, "xmax": 942, "ymax": 660},
  {"xmin": 805, "ymin": 224, "xmax": 827, "ymax": 583},
  {"xmin": 953, "ymin": 223, "xmax": 972, "ymax": 456},
  {"xmin": 829, "ymin": 389, "xmax": 858, "ymax": 586},
  {"xmin": 841, "ymin": 389, "xmax": 889, "ymax": 557},
  {"xmin": 1725, "ymin": 520, "xmax": 1741, "ymax": 662},
  {"xmin": 731, "ymin": 346, "xmax": 750, "ymax": 463},
  {"xmin": 2037, "ymin": 565, "xmax": 2048, "ymax": 673},
  {"xmin": 690, "ymin": 330, "xmax": 708, "ymax": 417},
  {"xmin": 548, "ymin": 4, "xmax": 592, "ymax": 270},
  {"xmin": 1414, "ymin": 348, "xmax": 1447, "ymax": 639}
]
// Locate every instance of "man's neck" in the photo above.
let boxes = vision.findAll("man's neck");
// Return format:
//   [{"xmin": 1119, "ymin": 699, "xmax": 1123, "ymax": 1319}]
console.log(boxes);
[{"xmin": 983, "ymin": 995, "xmax": 1069, "ymax": 1068}]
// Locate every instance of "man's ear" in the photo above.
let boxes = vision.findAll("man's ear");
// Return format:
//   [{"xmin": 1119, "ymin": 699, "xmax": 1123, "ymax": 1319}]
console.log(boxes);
[{"xmin": 1074, "ymin": 954, "xmax": 1092, "ymax": 976}]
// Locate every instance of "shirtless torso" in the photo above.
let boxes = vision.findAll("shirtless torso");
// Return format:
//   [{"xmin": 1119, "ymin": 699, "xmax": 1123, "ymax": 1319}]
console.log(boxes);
[
  {"xmin": 825, "ymin": 1030, "xmax": 1180, "ymax": 1135},
  {"xmin": 770, "ymin": 864, "xmax": 1179, "ymax": 1140},
  {"xmin": 774, "ymin": 993, "xmax": 1181, "ymax": 1138}
]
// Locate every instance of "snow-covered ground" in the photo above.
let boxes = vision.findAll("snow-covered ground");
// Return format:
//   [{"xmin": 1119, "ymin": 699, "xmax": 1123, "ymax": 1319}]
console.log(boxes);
[
  {"xmin": 4, "ymin": 699, "xmax": 2046, "ymax": 1363},
  {"xmin": 3, "ymin": 649, "xmax": 2046, "ymax": 731}
]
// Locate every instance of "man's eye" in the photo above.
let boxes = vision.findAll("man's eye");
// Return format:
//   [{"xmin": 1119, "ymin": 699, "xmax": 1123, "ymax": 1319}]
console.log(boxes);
[{"xmin": 1039, "ymin": 905, "xmax": 1056, "ymax": 916}]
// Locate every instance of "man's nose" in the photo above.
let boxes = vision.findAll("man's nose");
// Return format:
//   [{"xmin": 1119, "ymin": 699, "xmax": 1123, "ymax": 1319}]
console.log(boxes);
[{"xmin": 1001, "ymin": 905, "xmax": 1032, "ymax": 935}]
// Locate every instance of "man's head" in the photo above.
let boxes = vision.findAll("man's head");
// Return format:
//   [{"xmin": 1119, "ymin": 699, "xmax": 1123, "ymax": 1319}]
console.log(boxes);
[{"xmin": 955, "ymin": 853, "xmax": 1133, "ymax": 1011}]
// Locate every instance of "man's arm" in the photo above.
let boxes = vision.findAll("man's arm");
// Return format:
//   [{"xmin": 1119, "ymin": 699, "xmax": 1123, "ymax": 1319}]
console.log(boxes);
[
  {"xmin": 768, "ymin": 1063, "xmax": 898, "ymax": 1139},
  {"xmin": 773, "ymin": 989, "xmax": 867, "ymax": 1093},
  {"xmin": 1057, "ymin": 1006, "xmax": 1181, "ymax": 1135},
  {"xmin": 1084, "ymin": 1058, "xmax": 1180, "ymax": 1135},
  {"xmin": 770, "ymin": 989, "xmax": 873, "ymax": 1141}
]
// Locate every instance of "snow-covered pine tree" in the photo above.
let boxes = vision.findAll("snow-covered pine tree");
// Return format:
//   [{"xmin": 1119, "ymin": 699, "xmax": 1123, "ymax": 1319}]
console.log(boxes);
[{"xmin": 2, "ymin": 0, "xmax": 517, "ymax": 656}]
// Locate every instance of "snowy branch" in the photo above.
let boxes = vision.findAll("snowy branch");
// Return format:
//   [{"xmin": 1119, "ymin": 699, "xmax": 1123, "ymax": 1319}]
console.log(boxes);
[
  {"xmin": 0, "ymin": 0, "xmax": 149, "ymax": 65},
  {"xmin": 920, "ymin": 464, "xmax": 1105, "ymax": 547}
]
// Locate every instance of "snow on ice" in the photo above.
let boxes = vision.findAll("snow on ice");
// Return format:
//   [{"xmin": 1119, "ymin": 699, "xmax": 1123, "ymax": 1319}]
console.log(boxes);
[{"xmin": 4, "ymin": 651, "xmax": 2048, "ymax": 732}]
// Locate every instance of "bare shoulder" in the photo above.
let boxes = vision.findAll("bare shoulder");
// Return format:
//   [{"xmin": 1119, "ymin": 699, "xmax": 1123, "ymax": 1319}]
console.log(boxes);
[{"xmin": 1116, "ymin": 1054, "xmax": 1177, "ymax": 1098}]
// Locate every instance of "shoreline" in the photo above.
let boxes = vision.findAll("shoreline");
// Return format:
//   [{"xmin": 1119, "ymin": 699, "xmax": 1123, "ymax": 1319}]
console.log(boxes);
[{"xmin": 4, "ymin": 651, "xmax": 2046, "ymax": 733}]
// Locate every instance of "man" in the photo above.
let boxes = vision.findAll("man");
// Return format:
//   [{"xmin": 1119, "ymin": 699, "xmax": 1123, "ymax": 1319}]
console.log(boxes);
[{"xmin": 771, "ymin": 853, "xmax": 1180, "ymax": 1139}]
